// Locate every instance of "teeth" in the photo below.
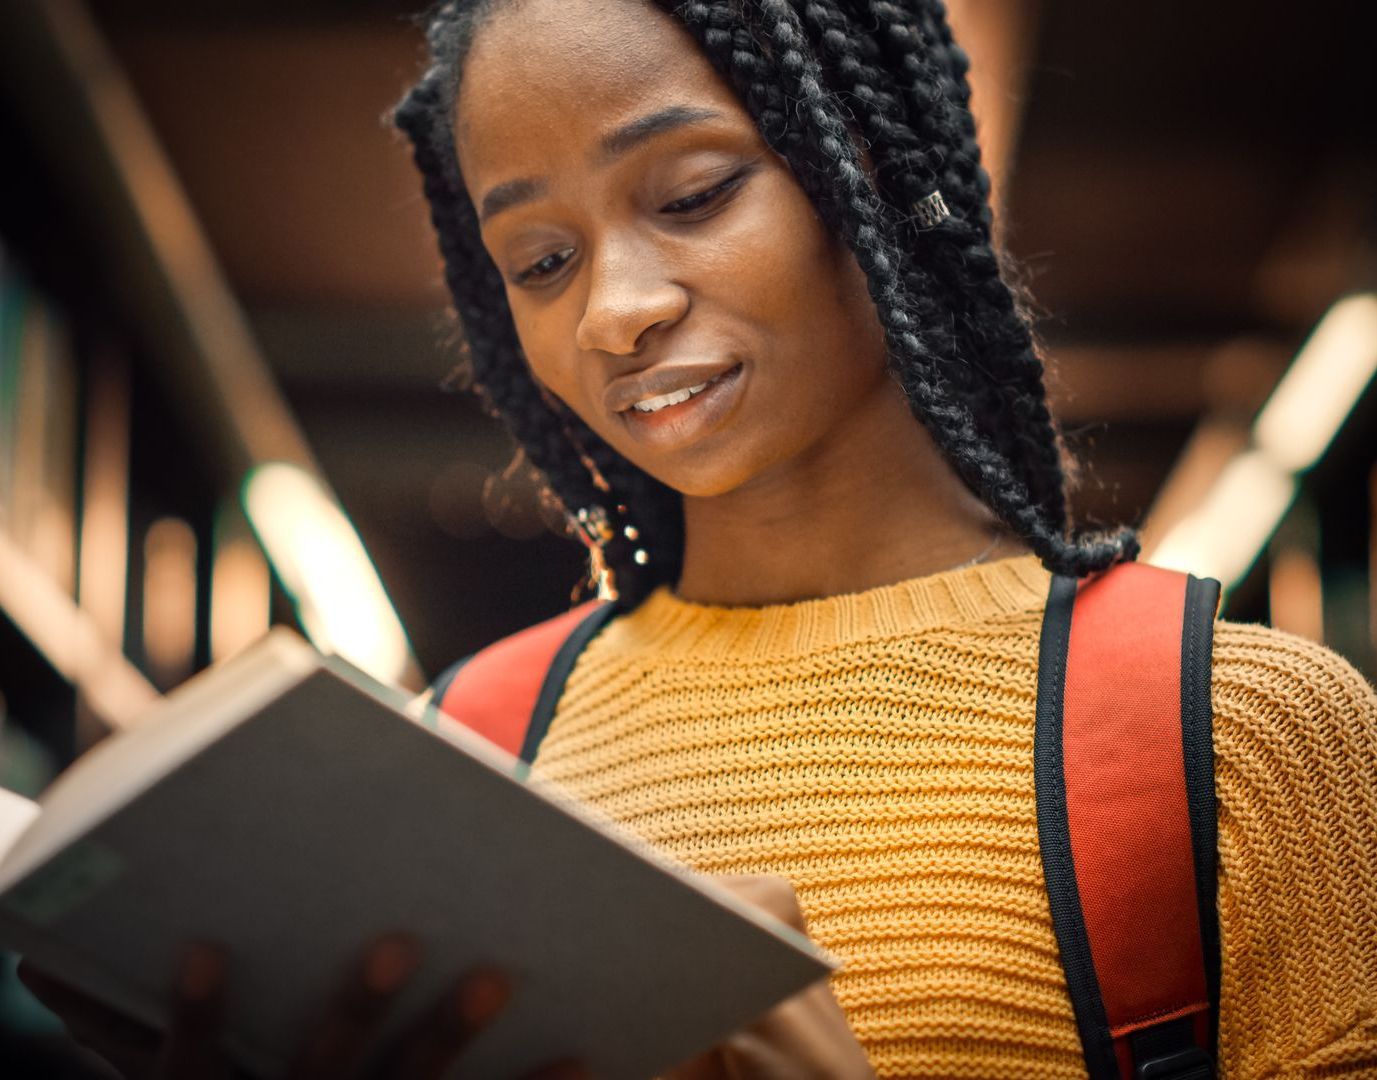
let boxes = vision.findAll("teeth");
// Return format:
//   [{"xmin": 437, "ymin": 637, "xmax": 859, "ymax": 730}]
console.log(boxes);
[{"xmin": 633, "ymin": 380, "xmax": 712, "ymax": 413}]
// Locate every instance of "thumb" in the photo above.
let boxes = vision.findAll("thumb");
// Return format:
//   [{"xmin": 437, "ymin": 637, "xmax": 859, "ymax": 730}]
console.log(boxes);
[{"xmin": 712, "ymin": 874, "xmax": 808, "ymax": 933}]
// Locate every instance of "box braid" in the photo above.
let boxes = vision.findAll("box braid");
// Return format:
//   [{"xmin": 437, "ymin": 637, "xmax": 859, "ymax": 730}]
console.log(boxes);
[
  {"xmin": 867, "ymin": 2, "xmax": 1076, "ymax": 517},
  {"xmin": 395, "ymin": 0, "xmax": 1139, "ymax": 606}
]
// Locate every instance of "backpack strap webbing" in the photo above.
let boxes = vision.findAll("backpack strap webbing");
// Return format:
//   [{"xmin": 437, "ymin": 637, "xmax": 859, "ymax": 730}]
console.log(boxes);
[
  {"xmin": 435, "ymin": 599, "xmax": 618, "ymax": 762},
  {"xmin": 1036, "ymin": 562, "xmax": 1223, "ymax": 1080}
]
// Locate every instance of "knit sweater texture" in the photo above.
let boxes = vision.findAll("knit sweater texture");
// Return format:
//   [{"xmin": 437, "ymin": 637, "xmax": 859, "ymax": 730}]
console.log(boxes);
[{"xmin": 527, "ymin": 554, "xmax": 1377, "ymax": 1078}]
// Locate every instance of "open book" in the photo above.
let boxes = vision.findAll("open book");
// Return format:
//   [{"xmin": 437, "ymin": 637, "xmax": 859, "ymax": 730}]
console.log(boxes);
[{"xmin": 0, "ymin": 629, "xmax": 834, "ymax": 1078}]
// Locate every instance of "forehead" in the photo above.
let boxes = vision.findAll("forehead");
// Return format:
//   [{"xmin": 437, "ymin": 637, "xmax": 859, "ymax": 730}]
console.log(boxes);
[{"xmin": 454, "ymin": 0, "xmax": 741, "ymax": 186}]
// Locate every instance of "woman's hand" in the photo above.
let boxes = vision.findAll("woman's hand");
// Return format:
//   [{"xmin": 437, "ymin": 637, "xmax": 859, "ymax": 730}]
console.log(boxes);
[
  {"xmin": 18, "ymin": 939, "xmax": 586, "ymax": 1080},
  {"xmin": 662, "ymin": 875, "xmax": 875, "ymax": 1080}
]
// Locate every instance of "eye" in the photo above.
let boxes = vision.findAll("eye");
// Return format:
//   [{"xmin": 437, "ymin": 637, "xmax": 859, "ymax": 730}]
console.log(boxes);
[
  {"xmin": 661, "ymin": 169, "xmax": 750, "ymax": 216},
  {"xmin": 512, "ymin": 246, "xmax": 575, "ymax": 286}
]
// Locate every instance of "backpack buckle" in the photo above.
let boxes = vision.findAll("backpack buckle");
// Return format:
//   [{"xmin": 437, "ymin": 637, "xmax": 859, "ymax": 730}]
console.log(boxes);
[{"xmin": 1135, "ymin": 1045, "xmax": 1213, "ymax": 1080}]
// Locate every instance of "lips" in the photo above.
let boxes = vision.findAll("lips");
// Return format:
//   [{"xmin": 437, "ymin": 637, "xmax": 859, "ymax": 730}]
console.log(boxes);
[
  {"xmin": 615, "ymin": 362, "xmax": 746, "ymax": 455},
  {"xmin": 603, "ymin": 359, "xmax": 742, "ymax": 415}
]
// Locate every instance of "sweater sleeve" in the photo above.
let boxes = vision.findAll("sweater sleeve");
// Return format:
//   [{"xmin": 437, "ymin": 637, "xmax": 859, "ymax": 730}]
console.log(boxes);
[{"xmin": 1210, "ymin": 620, "xmax": 1377, "ymax": 1079}]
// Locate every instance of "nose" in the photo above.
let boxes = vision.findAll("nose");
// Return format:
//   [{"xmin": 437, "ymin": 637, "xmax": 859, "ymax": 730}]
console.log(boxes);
[{"xmin": 574, "ymin": 234, "xmax": 687, "ymax": 356}]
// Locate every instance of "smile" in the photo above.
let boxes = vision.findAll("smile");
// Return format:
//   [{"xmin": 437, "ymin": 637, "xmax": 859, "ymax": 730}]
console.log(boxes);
[
  {"xmin": 605, "ymin": 358, "xmax": 741, "ymax": 415},
  {"xmin": 631, "ymin": 372, "xmax": 726, "ymax": 413},
  {"xmin": 618, "ymin": 362, "xmax": 746, "ymax": 451}
]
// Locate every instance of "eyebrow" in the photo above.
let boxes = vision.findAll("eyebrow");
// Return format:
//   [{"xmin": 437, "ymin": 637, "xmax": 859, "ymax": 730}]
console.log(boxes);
[
  {"xmin": 597, "ymin": 104, "xmax": 723, "ymax": 162},
  {"xmin": 477, "ymin": 177, "xmax": 548, "ymax": 225},
  {"xmin": 476, "ymin": 104, "xmax": 726, "ymax": 225}
]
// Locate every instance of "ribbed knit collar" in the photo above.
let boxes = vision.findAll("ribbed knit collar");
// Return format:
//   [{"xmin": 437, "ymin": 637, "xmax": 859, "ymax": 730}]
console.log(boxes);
[{"xmin": 606, "ymin": 553, "xmax": 1052, "ymax": 660}]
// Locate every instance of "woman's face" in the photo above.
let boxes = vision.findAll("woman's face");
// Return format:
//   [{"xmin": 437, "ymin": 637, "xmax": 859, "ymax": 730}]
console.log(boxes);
[{"xmin": 454, "ymin": 0, "xmax": 890, "ymax": 499}]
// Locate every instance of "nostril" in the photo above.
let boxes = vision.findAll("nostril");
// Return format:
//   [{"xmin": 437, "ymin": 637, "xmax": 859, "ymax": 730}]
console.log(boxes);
[{"xmin": 575, "ymin": 271, "xmax": 689, "ymax": 357}]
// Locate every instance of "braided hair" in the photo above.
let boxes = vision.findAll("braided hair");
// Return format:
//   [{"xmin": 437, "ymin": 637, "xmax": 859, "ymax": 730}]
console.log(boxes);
[{"xmin": 394, "ymin": 0, "xmax": 1140, "ymax": 606}]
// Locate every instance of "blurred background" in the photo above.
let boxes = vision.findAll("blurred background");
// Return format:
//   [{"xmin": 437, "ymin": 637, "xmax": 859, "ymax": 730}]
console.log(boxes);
[{"xmin": 0, "ymin": 0, "xmax": 1374, "ymax": 1069}]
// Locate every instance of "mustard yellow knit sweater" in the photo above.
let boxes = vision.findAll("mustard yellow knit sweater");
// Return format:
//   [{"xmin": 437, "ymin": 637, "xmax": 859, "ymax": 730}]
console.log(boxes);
[{"xmin": 527, "ymin": 554, "xmax": 1377, "ymax": 1079}]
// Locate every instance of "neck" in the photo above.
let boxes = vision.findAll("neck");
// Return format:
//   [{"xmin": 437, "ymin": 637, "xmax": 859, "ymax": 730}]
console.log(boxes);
[{"xmin": 674, "ymin": 376, "xmax": 1030, "ymax": 606}]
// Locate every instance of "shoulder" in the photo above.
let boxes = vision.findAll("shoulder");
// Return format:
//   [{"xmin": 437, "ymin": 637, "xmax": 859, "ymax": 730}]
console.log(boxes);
[
  {"xmin": 426, "ymin": 599, "xmax": 616, "ymax": 754},
  {"xmin": 1207, "ymin": 620, "xmax": 1377, "ymax": 1069},
  {"xmin": 1209, "ymin": 617, "xmax": 1374, "ymax": 835},
  {"xmin": 1210, "ymin": 618, "xmax": 1375, "ymax": 737},
  {"xmin": 428, "ymin": 600, "xmax": 611, "ymax": 703}
]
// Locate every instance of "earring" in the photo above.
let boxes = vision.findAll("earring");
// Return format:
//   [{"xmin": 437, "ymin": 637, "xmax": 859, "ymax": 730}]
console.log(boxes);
[
  {"xmin": 615, "ymin": 503, "xmax": 649, "ymax": 566},
  {"xmin": 566, "ymin": 501, "xmax": 647, "ymax": 602},
  {"xmin": 558, "ymin": 419, "xmax": 650, "ymax": 567},
  {"xmin": 569, "ymin": 503, "xmax": 648, "ymax": 566},
  {"xmin": 569, "ymin": 504, "xmax": 613, "ymax": 549},
  {"xmin": 566, "ymin": 504, "xmax": 615, "ymax": 599}
]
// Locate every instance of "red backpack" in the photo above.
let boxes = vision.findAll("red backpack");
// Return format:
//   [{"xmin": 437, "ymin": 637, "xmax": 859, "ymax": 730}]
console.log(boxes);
[{"xmin": 431, "ymin": 561, "xmax": 1222, "ymax": 1080}]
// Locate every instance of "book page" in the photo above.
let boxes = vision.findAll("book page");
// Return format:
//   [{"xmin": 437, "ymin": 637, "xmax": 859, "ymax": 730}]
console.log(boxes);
[{"xmin": 0, "ymin": 787, "xmax": 40, "ymax": 866}]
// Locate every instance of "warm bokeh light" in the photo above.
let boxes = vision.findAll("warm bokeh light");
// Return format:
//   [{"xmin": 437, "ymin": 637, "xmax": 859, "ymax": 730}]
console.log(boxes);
[
  {"xmin": 211, "ymin": 530, "xmax": 271, "ymax": 663},
  {"xmin": 242, "ymin": 462, "xmax": 413, "ymax": 685},
  {"xmin": 1146, "ymin": 294, "xmax": 1376, "ymax": 592},
  {"xmin": 1269, "ymin": 546, "xmax": 1325, "ymax": 642},
  {"xmin": 1148, "ymin": 449, "xmax": 1297, "ymax": 586},
  {"xmin": 1253, "ymin": 293, "xmax": 1377, "ymax": 473},
  {"xmin": 0, "ymin": 530, "xmax": 158, "ymax": 729},
  {"xmin": 946, "ymin": 0, "xmax": 1040, "ymax": 213},
  {"xmin": 142, "ymin": 516, "xmax": 197, "ymax": 685},
  {"xmin": 77, "ymin": 351, "xmax": 130, "ymax": 650}
]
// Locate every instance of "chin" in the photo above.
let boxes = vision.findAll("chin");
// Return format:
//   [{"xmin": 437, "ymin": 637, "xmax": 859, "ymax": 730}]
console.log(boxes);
[
  {"xmin": 665, "ymin": 474, "xmax": 748, "ymax": 499},
  {"xmin": 633, "ymin": 453, "xmax": 766, "ymax": 500},
  {"xmin": 596, "ymin": 406, "xmax": 781, "ymax": 499}
]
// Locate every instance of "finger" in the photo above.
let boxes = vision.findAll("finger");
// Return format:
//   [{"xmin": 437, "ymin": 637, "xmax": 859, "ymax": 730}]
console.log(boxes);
[
  {"xmin": 288, "ymin": 933, "xmax": 421, "ymax": 1080},
  {"xmin": 729, "ymin": 977, "xmax": 875, "ymax": 1078},
  {"xmin": 156, "ymin": 941, "xmax": 231, "ymax": 1080},
  {"xmin": 384, "ymin": 966, "xmax": 509, "ymax": 1080}
]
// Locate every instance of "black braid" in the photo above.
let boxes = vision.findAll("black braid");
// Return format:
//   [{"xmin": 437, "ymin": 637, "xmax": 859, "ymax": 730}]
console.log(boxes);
[
  {"xmin": 395, "ymin": 0, "xmax": 1138, "ymax": 606},
  {"xmin": 852, "ymin": 0, "xmax": 1072, "ymax": 531}
]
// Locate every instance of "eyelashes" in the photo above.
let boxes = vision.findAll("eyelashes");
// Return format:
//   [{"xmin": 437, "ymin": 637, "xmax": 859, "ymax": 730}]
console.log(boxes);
[
  {"xmin": 659, "ymin": 168, "xmax": 750, "ymax": 215},
  {"xmin": 513, "ymin": 247, "xmax": 576, "ymax": 286},
  {"xmin": 510, "ymin": 168, "xmax": 753, "ymax": 287}
]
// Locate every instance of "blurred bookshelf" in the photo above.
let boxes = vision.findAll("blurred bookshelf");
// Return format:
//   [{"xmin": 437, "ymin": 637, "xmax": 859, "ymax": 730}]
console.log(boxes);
[
  {"xmin": 0, "ymin": 4, "xmax": 280, "ymax": 1064},
  {"xmin": 1, "ymin": 250, "xmax": 87, "ymax": 774}
]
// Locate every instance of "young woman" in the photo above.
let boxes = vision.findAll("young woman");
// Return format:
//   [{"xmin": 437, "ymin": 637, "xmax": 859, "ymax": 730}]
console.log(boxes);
[
  {"xmin": 20, "ymin": 0, "xmax": 1377, "ymax": 1077},
  {"xmin": 393, "ymin": 0, "xmax": 1377, "ymax": 1076}
]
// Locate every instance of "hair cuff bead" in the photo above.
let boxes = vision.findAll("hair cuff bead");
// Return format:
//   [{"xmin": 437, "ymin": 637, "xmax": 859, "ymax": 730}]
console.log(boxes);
[{"xmin": 912, "ymin": 190, "xmax": 951, "ymax": 228}]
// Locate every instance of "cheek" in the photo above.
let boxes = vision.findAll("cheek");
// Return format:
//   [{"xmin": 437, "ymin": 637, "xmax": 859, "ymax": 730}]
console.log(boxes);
[
  {"xmin": 707, "ymin": 173, "xmax": 838, "ymax": 316},
  {"xmin": 732, "ymin": 176, "xmax": 880, "ymax": 349},
  {"xmin": 507, "ymin": 296, "xmax": 583, "ymax": 407},
  {"xmin": 732, "ymin": 180, "xmax": 888, "ymax": 397}
]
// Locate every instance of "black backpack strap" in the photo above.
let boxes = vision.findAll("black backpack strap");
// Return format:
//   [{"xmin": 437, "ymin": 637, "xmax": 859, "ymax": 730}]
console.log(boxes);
[
  {"xmin": 432, "ymin": 599, "xmax": 619, "ymax": 762},
  {"xmin": 427, "ymin": 654, "xmax": 472, "ymax": 710},
  {"xmin": 519, "ymin": 600, "xmax": 621, "ymax": 763}
]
